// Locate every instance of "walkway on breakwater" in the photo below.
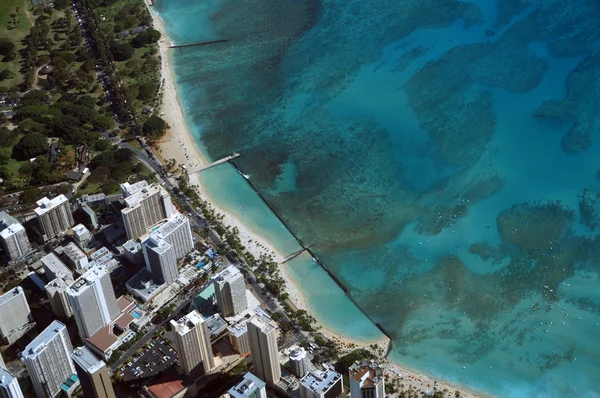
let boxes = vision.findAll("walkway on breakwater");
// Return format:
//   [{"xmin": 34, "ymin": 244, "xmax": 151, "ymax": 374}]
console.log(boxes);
[{"xmin": 168, "ymin": 39, "xmax": 227, "ymax": 49}]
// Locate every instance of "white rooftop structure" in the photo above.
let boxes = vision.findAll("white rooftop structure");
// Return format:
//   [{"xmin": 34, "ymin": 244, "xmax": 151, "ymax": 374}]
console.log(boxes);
[
  {"xmin": 228, "ymin": 372, "xmax": 266, "ymax": 398},
  {"xmin": 41, "ymin": 252, "xmax": 73, "ymax": 281},
  {"xmin": 57, "ymin": 242, "xmax": 88, "ymax": 271},
  {"xmin": 300, "ymin": 368, "xmax": 343, "ymax": 398},
  {"xmin": 0, "ymin": 367, "xmax": 23, "ymax": 398},
  {"xmin": 34, "ymin": 195, "xmax": 69, "ymax": 216},
  {"xmin": 88, "ymin": 247, "xmax": 119, "ymax": 273},
  {"xmin": 72, "ymin": 346, "xmax": 104, "ymax": 374}
]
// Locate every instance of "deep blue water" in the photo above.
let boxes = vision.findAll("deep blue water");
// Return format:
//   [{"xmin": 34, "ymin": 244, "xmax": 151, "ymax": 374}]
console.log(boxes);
[{"xmin": 155, "ymin": 0, "xmax": 600, "ymax": 396}]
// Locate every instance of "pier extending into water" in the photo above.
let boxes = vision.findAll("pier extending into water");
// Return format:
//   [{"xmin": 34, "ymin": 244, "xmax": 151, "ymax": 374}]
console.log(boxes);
[
  {"xmin": 190, "ymin": 153, "xmax": 240, "ymax": 173},
  {"xmin": 168, "ymin": 39, "xmax": 227, "ymax": 49}
]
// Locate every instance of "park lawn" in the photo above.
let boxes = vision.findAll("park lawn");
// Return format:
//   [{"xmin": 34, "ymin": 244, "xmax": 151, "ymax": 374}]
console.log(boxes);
[
  {"xmin": 0, "ymin": 0, "xmax": 33, "ymax": 91},
  {"xmin": 137, "ymin": 162, "xmax": 157, "ymax": 183},
  {"xmin": 3, "ymin": 133, "xmax": 27, "ymax": 177},
  {"xmin": 74, "ymin": 181, "xmax": 101, "ymax": 197}
]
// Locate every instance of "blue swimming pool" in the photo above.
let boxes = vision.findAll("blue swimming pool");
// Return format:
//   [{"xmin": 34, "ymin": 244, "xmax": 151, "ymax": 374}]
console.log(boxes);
[{"xmin": 132, "ymin": 311, "xmax": 142, "ymax": 319}]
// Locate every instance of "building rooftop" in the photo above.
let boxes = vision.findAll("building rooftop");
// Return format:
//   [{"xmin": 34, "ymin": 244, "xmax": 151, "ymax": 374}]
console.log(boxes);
[
  {"xmin": 123, "ymin": 239, "xmax": 141, "ymax": 253},
  {"xmin": 126, "ymin": 268, "xmax": 165, "ymax": 302},
  {"xmin": 349, "ymin": 360, "xmax": 384, "ymax": 387},
  {"xmin": 0, "ymin": 222, "xmax": 25, "ymax": 240},
  {"xmin": 205, "ymin": 314, "xmax": 227, "ymax": 336},
  {"xmin": 157, "ymin": 213, "xmax": 188, "ymax": 237},
  {"xmin": 77, "ymin": 193, "xmax": 106, "ymax": 205},
  {"xmin": 227, "ymin": 307, "xmax": 271, "ymax": 338},
  {"xmin": 289, "ymin": 345, "xmax": 307, "ymax": 362},
  {"xmin": 146, "ymin": 370, "xmax": 187, "ymax": 398},
  {"xmin": 86, "ymin": 296, "xmax": 135, "ymax": 354},
  {"xmin": 212, "ymin": 265, "xmax": 242, "ymax": 284},
  {"xmin": 21, "ymin": 320, "xmax": 66, "ymax": 359},
  {"xmin": 42, "ymin": 253, "xmax": 72, "ymax": 280},
  {"xmin": 45, "ymin": 276, "xmax": 73, "ymax": 294},
  {"xmin": 72, "ymin": 224, "xmax": 89, "ymax": 237},
  {"xmin": 66, "ymin": 264, "xmax": 109, "ymax": 296},
  {"xmin": 0, "ymin": 286, "xmax": 25, "ymax": 307},
  {"xmin": 300, "ymin": 369, "xmax": 342, "ymax": 394},
  {"xmin": 72, "ymin": 346, "xmax": 104, "ymax": 374},
  {"xmin": 0, "ymin": 211, "xmax": 18, "ymax": 228},
  {"xmin": 249, "ymin": 313, "xmax": 276, "ymax": 335},
  {"xmin": 143, "ymin": 233, "xmax": 172, "ymax": 255},
  {"xmin": 0, "ymin": 367, "xmax": 17, "ymax": 388},
  {"xmin": 122, "ymin": 182, "xmax": 165, "ymax": 211},
  {"xmin": 58, "ymin": 242, "xmax": 87, "ymax": 265},
  {"xmin": 34, "ymin": 195, "xmax": 69, "ymax": 216},
  {"xmin": 229, "ymin": 372, "xmax": 266, "ymax": 398},
  {"xmin": 171, "ymin": 310, "xmax": 205, "ymax": 336}
]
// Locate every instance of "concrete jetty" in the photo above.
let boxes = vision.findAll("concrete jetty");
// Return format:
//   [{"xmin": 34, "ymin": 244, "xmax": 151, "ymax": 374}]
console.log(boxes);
[{"xmin": 190, "ymin": 153, "xmax": 240, "ymax": 173}]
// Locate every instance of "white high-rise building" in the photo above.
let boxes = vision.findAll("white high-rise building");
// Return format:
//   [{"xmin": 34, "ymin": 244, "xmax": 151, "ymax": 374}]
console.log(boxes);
[
  {"xmin": 349, "ymin": 360, "xmax": 385, "ymax": 398},
  {"xmin": 299, "ymin": 368, "xmax": 344, "ymax": 398},
  {"xmin": 66, "ymin": 264, "xmax": 119, "ymax": 340},
  {"xmin": 0, "ymin": 367, "xmax": 24, "ymax": 398},
  {"xmin": 289, "ymin": 345, "xmax": 310, "ymax": 378},
  {"xmin": 34, "ymin": 195, "xmax": 74, "ymax": 241},
  {"xmin": 46, "ymin": 277, "xmax": 74, "ymax": 319},
  {"xmin": 0, "ymin": 287, "xmax": 33, "ymax": 344},
  {"xmin": 72, "ymin": 346, "xmax": 115, "ymax": 398},
  {"xmin": 21, "ymin": 321, "xmax": 77, "ymax": 398},
  {"xmin": 0, "ymin": 212, "xmax": 31, "ymax": 262},
  {"xmin": 72, "ymin": 224, "xmax": 91, "ymax": 250},
  {"xmin": 41, "ymin": 253, "xmax": 72, "ymax": 281},
  {"xmin": 156, "ymin": 213, "xmax": 194, "ymax": 260},
  {"xmin": 212, "ymin": 265, "xmax": 247, "ymax": 317},
  {"xmin": 248, "ymin": 315, "xmax": 280, "ymax": 386},
  {"xmin": 120, "ymin": 181, "xmax": 173, "ymax": 240},
  {"xmin": 228, "ymin": 372, "xmax": 267, "ymax": 398},
  {"xmin": 142, "ymin": 232, "xmax": 178, "ymax": 284},
  {"xmin": 170, "ymin": 310, "xmax": 214, "ymax": 377}
]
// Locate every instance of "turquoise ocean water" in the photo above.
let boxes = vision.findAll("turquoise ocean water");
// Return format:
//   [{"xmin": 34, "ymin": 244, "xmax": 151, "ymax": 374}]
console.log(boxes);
[{"xmin": 155, "ymin": 0, "xmax": 600, "ymax": 396}]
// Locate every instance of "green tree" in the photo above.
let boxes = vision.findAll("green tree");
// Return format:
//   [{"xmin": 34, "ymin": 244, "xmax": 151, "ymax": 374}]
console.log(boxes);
[
  {"xmin": 110, "ymin": 42, "xmax": 134, "ymax": 61},
  {"xmin": 20, "ymin": 187, "xmax": 43, "ymax": 204},
  {"xmin": 53, "ymin": 0, "xmax": 68, "ymax": 10},
  {"xmin": 13, "ymin": 132, "xmax": 49, "ymax": 160},
  {"xmin": 142, "ymin": 115, "xmax": 167, "ymax": 140},
  {"xmin": 0, "ymin": 39, "xmax": 15, "ymax": 56},
  {"xmin": 136, "ymin": 82, "xmax": 155, "ymax": 101}
]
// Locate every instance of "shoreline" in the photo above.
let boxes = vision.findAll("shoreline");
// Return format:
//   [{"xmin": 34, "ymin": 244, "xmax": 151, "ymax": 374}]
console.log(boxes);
[{"xmin": 145, "ymin": 3, "xmax": 490, "ymax": 397}]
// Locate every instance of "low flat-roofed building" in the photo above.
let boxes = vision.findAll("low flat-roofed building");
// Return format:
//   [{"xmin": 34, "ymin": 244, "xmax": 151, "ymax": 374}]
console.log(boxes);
[
  {"xmin": 126, "ymin": 268, "xmax": 166, "ymax": 303},
  {"xmin": 88, "ymin": 247, "xmax": 120, "ymax": 273},
  {"xmin": 42, "ymin": 252, "xmax": 73, "ymax": 281},
  {"xmin": 299, "ymin": 368, "xmax": 343, "ymax": 398},
  {"xmin": 143, "ymin": 370, "xmax": 196, "ymax": 398},
  {"xmin": 229, "ymin": 372, "xmax": 266, "ymax": 398},
  {"xmin": 85, "ymin": 296, "xmax": 136, "ymax": 360},
  {"xmin": 56, "ymin": 242, "xmax": 88, "ymax": 271},
  {"xmin": 205, "ymin": 313, "xmax": 227, "ymax": 337}
]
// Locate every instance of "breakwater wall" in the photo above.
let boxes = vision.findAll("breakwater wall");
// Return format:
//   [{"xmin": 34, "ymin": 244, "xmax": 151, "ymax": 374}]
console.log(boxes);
[{"xmin": 229, "ymin": 161, "xmax": 391, "ymax": 346}]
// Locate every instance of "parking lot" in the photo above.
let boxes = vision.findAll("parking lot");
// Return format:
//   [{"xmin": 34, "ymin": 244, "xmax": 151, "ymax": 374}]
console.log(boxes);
[{"xmin": 121, "ymin": 338, "xmax": 177, "ymax": 382}]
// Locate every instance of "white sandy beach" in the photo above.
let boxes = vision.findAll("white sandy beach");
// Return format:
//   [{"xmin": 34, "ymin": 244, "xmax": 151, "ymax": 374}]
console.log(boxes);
[{"xmin": 146, "ymin": 3, "xmax": 489, "ymax": 397}]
